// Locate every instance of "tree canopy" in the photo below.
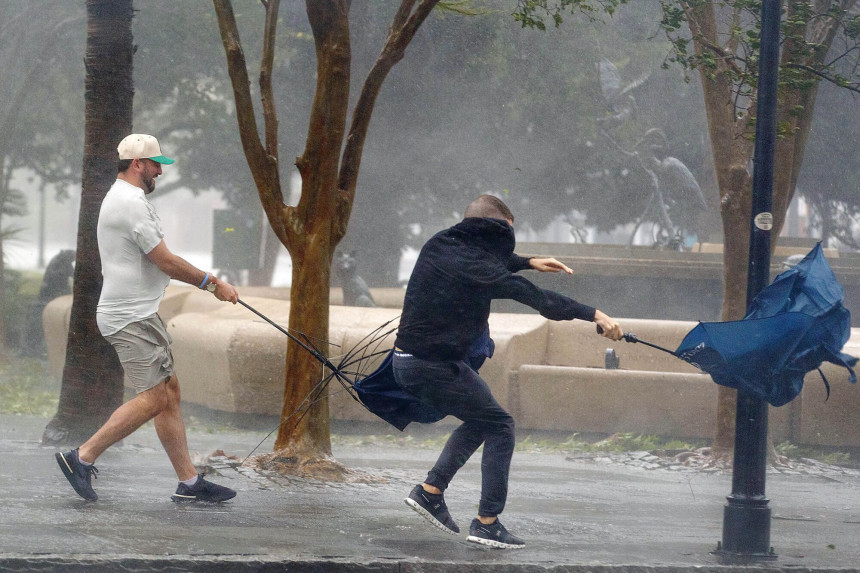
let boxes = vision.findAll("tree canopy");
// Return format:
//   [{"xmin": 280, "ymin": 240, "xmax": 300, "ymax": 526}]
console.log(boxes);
[{"xmin": 4, "ymin": 0, "xmax": 859, "ymax": 288}]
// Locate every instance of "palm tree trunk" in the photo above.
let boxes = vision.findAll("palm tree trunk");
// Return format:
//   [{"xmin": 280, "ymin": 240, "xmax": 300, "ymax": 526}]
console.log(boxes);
[{"xmin": 42, "ymin": 0, "xmax": 133, "ymax": 446}]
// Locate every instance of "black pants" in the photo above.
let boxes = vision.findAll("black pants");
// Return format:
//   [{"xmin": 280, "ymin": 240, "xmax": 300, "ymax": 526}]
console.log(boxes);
[{"xmin": 392, "ymin": 352, "xmax": 515, "ymax": 517}]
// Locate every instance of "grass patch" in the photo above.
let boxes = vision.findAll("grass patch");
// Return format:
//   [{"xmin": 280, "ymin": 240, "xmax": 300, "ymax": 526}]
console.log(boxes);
[
  {"xmin": 332, "ymin": 432, "xmax": 453, "ymax": 450},
  {"xmin": 335, "ymin": 430, "xmax": 855, "ymax": 469},
  {"xmin": 515, "ymin": 432, "xmax": 706, "ymax": 454},
  {"xmin": 331, "ymin": 430, "xmax": 706, "ymax": 454},
  {"xmin": 776, "ymin": 441, "xmax": 853, "ymax": 467},
  {"xmin": 0, "ymin": 358, "xmax": 58, "ymax": 416}
]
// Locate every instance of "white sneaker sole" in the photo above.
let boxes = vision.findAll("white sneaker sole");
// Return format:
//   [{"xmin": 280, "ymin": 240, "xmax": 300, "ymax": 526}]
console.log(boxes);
[
  {"xmin": 404, "ymin": 497, "xmax": 459, "ymax": 535},
  {"xmin": 466, "ymin": 535, "xmax": 525, "ymax": 549}
]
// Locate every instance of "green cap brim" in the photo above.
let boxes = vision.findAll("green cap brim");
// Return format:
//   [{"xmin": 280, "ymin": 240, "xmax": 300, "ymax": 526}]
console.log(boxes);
[{"xmin": 149, "ymin": 155, "xmax": 175, "ymax": 165}]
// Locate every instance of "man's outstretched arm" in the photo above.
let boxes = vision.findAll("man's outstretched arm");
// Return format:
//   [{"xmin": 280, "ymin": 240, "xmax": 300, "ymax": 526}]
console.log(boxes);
[
  {"xmin": 146, "ymin": 240, "xmax": 238, "ymax": 303},
  {"xmin": 528, "ymin": 257, "xmax": 572, "ymax": 274}
]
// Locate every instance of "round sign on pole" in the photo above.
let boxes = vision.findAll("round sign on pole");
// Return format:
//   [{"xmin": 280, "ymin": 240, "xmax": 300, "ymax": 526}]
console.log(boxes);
[{"xmin": 754, "ymin": 212, "xmax": 773, "ymax": 231}]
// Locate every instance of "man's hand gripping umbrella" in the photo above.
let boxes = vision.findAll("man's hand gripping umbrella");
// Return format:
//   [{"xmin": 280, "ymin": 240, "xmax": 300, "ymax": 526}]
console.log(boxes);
[{"xmin": 597, "ymin": 325, "xmax": 677, "ymax": 355}]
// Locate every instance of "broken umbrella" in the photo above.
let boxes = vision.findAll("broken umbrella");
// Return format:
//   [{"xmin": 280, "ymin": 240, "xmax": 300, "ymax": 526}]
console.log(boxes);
[{"xmin": 615, "ymin": 243, "xmax": 857, "ymax": 407}]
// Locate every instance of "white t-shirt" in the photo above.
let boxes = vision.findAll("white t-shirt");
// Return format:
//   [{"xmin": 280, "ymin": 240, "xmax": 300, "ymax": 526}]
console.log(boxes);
[{"xmin": 96, "ymin": 179, "xmax": 170, "ymax": 336}]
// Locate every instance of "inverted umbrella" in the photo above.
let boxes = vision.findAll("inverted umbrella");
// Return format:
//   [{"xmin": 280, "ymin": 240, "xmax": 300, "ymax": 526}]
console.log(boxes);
[
  {"xmin": 618, "ymin": 244, "xmax": 857, "ymax": 407},
  {"xmin": 238, "ymin": 300, "xmax": 443, "ymax": 436},
  {"xmin": 350, "ymin": 326, "xmax": 494, "ymax": 430},
  {"xmin": 352, "ymin": 350, "xmax": 445, "ymax": 431}
]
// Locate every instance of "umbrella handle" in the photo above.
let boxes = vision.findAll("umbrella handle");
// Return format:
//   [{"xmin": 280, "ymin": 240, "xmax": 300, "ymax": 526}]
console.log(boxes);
[{"xmin": 595, "ymin": 325, "xmax": 638, "ymax": 344}]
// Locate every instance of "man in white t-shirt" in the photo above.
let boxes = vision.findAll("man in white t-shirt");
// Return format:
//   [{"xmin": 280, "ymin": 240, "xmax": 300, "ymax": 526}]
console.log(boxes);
[{"xmin": 57, "ymin": 134, "xmax": 240, "ymax": 503}]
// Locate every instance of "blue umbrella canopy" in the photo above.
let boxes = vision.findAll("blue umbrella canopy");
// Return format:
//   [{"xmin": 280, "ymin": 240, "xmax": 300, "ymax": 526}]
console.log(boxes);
[
  {"xmin": 353, "ymin": 350, "xmax": 446, "ymax": 431},
  {"xmin": 675, "ymin": 244, "xmax": 857, "ymax": 406},
  {"xmin": 352, "ymin": 328, "xmax": 493, "ymax": 431}
]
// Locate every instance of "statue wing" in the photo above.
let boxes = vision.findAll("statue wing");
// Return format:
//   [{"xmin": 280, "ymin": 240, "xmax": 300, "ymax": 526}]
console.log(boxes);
[
  {"xmin": 659, "ymin": 157, "xmax": 708, "ymax": 231},
  {"xmin": 598, "ymin": 58, "xmax": 621, "ymax": 106}
]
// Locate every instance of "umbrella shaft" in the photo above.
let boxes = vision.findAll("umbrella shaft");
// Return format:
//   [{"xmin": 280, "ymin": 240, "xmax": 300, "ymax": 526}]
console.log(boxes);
[
  {"xmin": 633, "ymin": 337, "xmax": 678, "ymax": 357},
  {"xmin": 598, "ymin": 326, "xmax": 678, "ymax": 357},
  {"xmin": 237, "ymin": 298, "xmax": 347, "ymax": 380}
]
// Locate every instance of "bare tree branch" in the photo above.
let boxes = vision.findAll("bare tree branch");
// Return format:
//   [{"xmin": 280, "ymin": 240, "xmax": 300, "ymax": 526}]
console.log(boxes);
[
  {"xmin": 260, "ymin": 0, "xmax": 280, "ymax": 155},
  {"xmin": 334, "ymin": 0, "xmax": 441, "ymax": 243},
  {"xmin": 212, "ymin": 0, "xmax": 286, "ymax": 244}
]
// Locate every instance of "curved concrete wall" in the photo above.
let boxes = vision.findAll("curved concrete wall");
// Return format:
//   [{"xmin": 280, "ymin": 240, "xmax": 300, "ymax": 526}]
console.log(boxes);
[{"xmin": 43, "ymin": 286, "xmax": 860, "ymax": 445}]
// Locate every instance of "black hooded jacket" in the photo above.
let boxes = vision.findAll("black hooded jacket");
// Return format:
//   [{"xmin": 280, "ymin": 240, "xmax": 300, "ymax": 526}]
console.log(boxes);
[{"xmin": 395, "ymin": 217, "xmax": 596, "ymax": 361}]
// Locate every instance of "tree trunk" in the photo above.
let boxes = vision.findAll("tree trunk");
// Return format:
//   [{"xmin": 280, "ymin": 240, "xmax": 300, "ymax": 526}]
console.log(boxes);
[
  {"xmin": 215, "ymin": 0, "xmax": 440, "ymax": 475},
  {"xmin": 42, "ymin": 0, "xmax": 133, "ymax": 446},
  {"xmin": 686, "ymin": 0, "xmax": 852, "ymax": 458},
  {"xmin": 276, "ymin": 233, "xmax": 334, "ymax": 455},
  {"xmin": 269, "ymin": 0, "xmax": 352, "ymax": 455},
  {"xmin": 713, "ymin": 164, "xmax": 753, "ymax": 454}
]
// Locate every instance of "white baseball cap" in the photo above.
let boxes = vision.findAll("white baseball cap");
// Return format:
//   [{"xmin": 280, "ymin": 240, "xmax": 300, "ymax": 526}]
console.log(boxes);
[{"xmin": 117, "ymin": 134, "xmax": 175, "ymax": 164}]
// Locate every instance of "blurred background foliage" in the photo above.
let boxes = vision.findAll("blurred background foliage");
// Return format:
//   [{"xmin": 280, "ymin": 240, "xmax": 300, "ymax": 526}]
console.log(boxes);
[{"xmin": 1, "ymin": 0, "xmax": 857, "ymax": 288}]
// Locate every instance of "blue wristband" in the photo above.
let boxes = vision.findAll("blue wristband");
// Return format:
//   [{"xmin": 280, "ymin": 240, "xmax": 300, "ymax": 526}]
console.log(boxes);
[{"xmin": 198, "ymin": 272, "xmax": 210, "ymax": 289}]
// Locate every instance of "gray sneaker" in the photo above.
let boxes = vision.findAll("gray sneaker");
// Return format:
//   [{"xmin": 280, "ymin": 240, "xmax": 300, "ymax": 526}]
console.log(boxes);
[
  {"xmin": 467, "ymin": 518, "xmax": 525, "ymax": 549},
  {"xmin": 56, "ymin": 449, "xmax": 98, "ymax": 501},
  {"xmin": 171, "ymin": 474, "xmax": 236, "ymax": 503},
  {"xmin": 404, "ymin": 484, "xmax": 459, "ymax": 534}
]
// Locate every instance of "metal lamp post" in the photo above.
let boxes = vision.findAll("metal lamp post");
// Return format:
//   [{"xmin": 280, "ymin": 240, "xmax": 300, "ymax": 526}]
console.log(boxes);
[{"xmin": 716, "ymin": 0, "xmax": 782, "ymax": 563}]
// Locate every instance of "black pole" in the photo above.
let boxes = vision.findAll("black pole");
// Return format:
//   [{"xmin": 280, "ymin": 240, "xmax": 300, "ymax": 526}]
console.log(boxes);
[{"xmin": 717, "ymin": 0, "xmax": 781, "ymax": 563}]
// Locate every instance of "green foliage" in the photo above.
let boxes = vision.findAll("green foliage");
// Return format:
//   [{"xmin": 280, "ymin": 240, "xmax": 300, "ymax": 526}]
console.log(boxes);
[
  {"xmin": 654, "ymin": 1, "xmax": 860, "ymax": 248},
  {"xmin": 331, "ymin": 430, "xmax": 702, "ymax": 453},
  {"xmin": 515, "ymin": 432, "xmax": 703, "ymax": 453},
  {"xmin": 0, "ymin": 2, "xmax": 84, "ymax": 328},
  {"xmin": 4, "ymin": 0, "xmax": 858, "ymax": 285},
  {"xmin": 776, "ymin": 440, "xmax": 799, "ymax": 457},
  {"xmin": 656, "ymin": 1, "xmax": 860, "ymax": 111},
  {"xmin": 332, "ymin": 432, "xmax": 453, "ymax": 450},
  {"xmin": 776, "ymin": 441, "xmax": 853, "ymax": 467},
  {"xmin": 130, "ymin": 2, "xmax": 316, "ymax": 209},
  {"xmin": 592, "ymin": 432, "xmax": 685, "ymax": 451},
  {"xmin": 2, "ymin": 269, "xmax": 40, "ymax": 350},
  {"xmin": 0, "ymin": 358, "xmax": 57, "ymax": 416},
  {"xmin": 345, "ymin": 0, "xmax": 711, "ymax": 253},
  {"xmin": 513, "ymin": 0, "xmax": 630, "ymax": 30}
]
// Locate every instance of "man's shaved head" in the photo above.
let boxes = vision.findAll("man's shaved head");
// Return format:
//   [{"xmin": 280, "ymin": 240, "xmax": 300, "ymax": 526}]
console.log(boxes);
[{"xmin": 464, "ymin": 194, "xmax": 514, "ymax": 223}]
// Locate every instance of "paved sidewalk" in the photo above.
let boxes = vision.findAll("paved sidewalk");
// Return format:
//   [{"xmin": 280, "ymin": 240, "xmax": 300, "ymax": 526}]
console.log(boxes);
[{"xmin": 1, "ymin": 414, "xmax": 859, "ymax": 572}]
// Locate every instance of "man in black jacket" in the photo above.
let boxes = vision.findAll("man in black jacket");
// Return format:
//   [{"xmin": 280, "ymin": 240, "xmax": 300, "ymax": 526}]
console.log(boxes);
[{"xmin": 395, "ymin": 194, "xmax": 623, "ymax": 549}]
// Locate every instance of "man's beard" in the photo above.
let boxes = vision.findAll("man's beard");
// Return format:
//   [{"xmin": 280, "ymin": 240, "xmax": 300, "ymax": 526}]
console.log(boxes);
[{"xmin": 143, "ymin": 175, "xmax": 156, "ymax": 194}]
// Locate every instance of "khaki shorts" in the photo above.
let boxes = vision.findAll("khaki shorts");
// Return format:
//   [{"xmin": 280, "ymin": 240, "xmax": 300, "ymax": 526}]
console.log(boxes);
[{"xmin": 104, "ymin": 314, "xmax": 175, "ymax": 393}]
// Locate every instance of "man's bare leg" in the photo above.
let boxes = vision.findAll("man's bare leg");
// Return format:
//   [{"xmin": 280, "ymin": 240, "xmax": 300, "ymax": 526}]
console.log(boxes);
[
  {"xmin": 153, "ymin": 375, "xmax": 197, "ymax": 481},
  {"xmin": 421, "ymin": 483, "xmax": 442, "ymax": 494},
  {"xmin": 77, "ymin": 381, "xmax": 168, "ymax": 463}
]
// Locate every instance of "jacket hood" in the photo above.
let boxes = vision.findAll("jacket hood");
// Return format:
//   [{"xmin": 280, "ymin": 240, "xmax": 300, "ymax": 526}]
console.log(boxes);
[{"xmin": 451, "ymin": 217, "xmax": 516, "ymax": 260}]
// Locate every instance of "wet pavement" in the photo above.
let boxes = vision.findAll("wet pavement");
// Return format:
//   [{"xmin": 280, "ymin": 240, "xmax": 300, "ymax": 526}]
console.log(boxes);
[{"xmin": 2, "ymin": 413, "xmax": 859, "ymax": 572}]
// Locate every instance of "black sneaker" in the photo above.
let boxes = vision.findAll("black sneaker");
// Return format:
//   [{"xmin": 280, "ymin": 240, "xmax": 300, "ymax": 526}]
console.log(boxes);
[
  {"xmin": 171, "ymin": 474, "xmax": 236, "ymax": 503},
  {"xmin": 56, "ymin": 449, "xmax": 98, "ymax": 501},
  {"xmin": 467, "ymin": 518, "xmax": 525, "ymax": 549},
  {"xmin": 404, "ymin": 484, "xmax": 460, "ymax": 534}
]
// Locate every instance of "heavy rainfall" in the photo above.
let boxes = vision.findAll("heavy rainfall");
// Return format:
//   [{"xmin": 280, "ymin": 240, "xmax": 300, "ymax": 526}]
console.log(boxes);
[
  {"xmin": 7, "ymin": 2, "xmax": 859, "ymax": 288},
  {"xmin": 1, "ymin": 0, "xmax": 860, "ymax": 569}
]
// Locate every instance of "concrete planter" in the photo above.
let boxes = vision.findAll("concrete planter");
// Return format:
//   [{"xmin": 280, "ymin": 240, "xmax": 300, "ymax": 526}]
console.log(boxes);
[{"xmin": 42, "ymin": 285, "xmax": 860, "ymax": 447}]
